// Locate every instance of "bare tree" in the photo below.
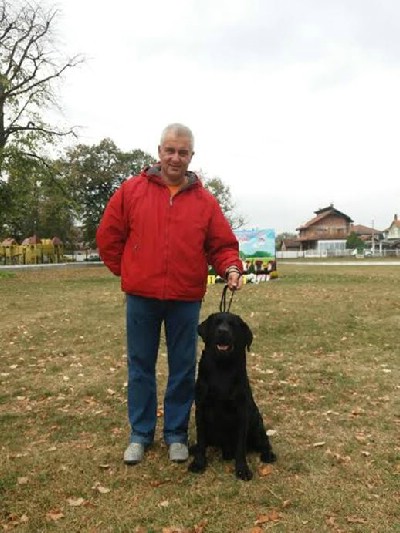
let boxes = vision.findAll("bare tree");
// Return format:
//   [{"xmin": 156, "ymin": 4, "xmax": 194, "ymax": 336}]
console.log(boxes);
[
  {"xmin": 201, "ymin": 174, "xmax": 247, "ymax": 230},
  {"xmin": 0, "ymin": 0, "xmax": 83, "ymax": 167}
]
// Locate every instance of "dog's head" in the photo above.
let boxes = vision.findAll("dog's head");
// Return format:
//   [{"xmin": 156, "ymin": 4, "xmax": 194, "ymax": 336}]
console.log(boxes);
[{"xmin": 198, "ymin": 312, "xmax": 253, "ymax": 355}]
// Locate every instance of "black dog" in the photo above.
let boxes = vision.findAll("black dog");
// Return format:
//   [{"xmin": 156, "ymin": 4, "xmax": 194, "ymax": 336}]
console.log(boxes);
[{"xmin": 188, "ymin": 312, "xmax": 276, "ymax": 481}]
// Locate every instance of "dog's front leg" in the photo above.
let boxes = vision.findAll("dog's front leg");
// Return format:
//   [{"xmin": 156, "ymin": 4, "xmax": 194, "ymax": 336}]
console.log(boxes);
[
  {"xmin": 188, "ymin": 402, "xmax": 207, "ymax": 474},
  {"xmin": 235, "ymin": 400, "xmax": 252, "ymax": 481}
]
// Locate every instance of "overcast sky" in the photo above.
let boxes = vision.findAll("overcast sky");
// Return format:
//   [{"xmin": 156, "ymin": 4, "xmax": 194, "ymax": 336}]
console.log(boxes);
[{"xmin": 53, "ymin": 0, "xmax": 400, "ymax": 233}]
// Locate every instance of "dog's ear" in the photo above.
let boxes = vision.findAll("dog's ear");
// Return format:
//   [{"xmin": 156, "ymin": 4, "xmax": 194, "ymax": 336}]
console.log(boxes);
[
  {"xmin": 239, "ymin": 318, "xmax": 253, "ymax": 351},
  {"xmin": 198, "ymin": 316, "xmax": 210, "ymax": 342}
]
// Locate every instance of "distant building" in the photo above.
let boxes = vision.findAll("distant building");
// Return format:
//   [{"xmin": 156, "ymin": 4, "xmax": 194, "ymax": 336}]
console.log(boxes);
[
  {"xmin": 279, "ymin": 238, "xmax": 301, "ymax": 252},
  {"xmin": 351, "ymin": 224, "xmax": 383, "ymax": 250},
  {"xmin": 384, "ymin": 214, "xmax": 400, "ymax": 240},
  {"xmin": 277, "ymin": 206, "xmax": 400, "ymax": 258},
  {"xmin": 382, "ymin": 214, "xmax": 400, "ymax": 250},
  {"xmin": 296, "ymin": 204, "xmax": 353, "ymax": 254}
]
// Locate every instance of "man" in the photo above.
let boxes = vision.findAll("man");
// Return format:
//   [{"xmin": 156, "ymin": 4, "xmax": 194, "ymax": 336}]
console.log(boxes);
[{"xmin": 97, "ymin": 123, "xmax": 242, "ymax": 465}]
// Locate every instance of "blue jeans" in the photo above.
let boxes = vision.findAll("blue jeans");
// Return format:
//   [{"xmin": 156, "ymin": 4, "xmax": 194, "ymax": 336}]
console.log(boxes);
[{"xmin": 126, "ymin": 294, "xmax": 201, "ymax": 446}]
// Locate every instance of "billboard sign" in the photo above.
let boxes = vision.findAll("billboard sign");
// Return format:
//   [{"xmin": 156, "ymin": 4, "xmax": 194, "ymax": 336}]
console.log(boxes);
[{"xmin": 234, "ymin": 228, "xmax": 276, "ymax": 259}]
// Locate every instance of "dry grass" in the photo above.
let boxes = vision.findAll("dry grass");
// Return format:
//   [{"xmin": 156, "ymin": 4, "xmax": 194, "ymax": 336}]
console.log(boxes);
[{"xmin": 0, "ymin": 264, "xmax": 399, "ymax": 532}]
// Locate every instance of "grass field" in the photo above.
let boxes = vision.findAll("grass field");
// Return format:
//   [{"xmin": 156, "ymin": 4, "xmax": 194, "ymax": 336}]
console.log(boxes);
[{"xmin": 0, "ymin": 264, "xmax": 399, "ymax": 532}]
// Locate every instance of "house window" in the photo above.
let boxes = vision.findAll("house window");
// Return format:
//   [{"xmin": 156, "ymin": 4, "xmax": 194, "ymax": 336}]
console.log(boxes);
[{"xmin": 317, "ymin": 240, "xmax": 347, "ymax": 253}]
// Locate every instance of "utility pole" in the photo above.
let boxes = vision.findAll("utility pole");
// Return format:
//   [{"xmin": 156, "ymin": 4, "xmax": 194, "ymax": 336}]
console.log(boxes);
[{"xmin": 371, "ymin": 219, "xmax": 375, "ymax": 255}]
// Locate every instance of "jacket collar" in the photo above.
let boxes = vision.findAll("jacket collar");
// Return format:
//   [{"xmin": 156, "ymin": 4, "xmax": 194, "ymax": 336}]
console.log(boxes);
[{"xmin": 144, "ymin": 164, "xmax": 200, "ymax": 188}]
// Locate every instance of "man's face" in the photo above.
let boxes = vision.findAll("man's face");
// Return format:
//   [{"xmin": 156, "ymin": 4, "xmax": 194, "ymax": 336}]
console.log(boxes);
[{"xmin": 158, "ymin": 133, "xmax": 194, "ymax": 184}]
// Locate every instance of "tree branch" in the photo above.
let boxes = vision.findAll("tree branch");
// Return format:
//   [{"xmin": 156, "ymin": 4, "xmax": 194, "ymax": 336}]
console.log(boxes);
[
  {"xmin": 0, "ymin": 1, "xmax": 83, "ymax": 154},
  {"xmin": 7, "ymin": 57, "xmax": 83, "ymax": 98}
]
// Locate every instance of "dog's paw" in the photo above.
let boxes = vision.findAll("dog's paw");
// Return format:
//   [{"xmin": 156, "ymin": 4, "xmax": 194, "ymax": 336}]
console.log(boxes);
[
  {"xmin": 260, "ymin": 450, "xmax": 277, "ymax": 463},
  {"xmin": 188, "ymin": 458, "xmax": 207, "ymax": 474},
  {"xmin": 235, "ymin": 463, "xmax": 253, "ymax": 481}
]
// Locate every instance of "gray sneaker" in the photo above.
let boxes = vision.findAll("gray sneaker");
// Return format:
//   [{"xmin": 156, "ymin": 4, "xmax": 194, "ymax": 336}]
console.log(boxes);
[
  {"xmin": 169, "ymin": 442, "xmax": 189, "ymax": 463},
  {"xmin": 124, "ymin": 443, "xmax": 145, "ymax": 465}
]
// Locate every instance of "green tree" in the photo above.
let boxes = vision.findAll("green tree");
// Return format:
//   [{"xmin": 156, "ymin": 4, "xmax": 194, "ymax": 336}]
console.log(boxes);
[
  {"xmin": 275, "ymin": 231, "xmax": 297, "ymax": 249},
  {"xmin": 346, "ymin": 231, "xmax": 364, "ymax": 253},
  {"xmin": 1, "ymin": 150, "xmax": 74, "ymax": 241},
  {"xmin": 0, "ymin": 177, "xmax": 11, "ymax": 235},
  {"xmin": 61, "ymin": 139, "xmax": 155, "ymax": 245},
  {"xmin": 202, "ymin": 175, "xmax": 246, "ymax": 229}
]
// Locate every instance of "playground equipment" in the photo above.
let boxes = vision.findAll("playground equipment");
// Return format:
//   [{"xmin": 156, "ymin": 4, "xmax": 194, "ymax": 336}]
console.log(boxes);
[{"xmin": 0, "ymin": 236, "xmax": 64, "ymax": 265}]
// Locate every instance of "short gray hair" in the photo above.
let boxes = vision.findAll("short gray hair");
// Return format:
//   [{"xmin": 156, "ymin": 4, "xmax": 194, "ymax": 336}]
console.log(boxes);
[{"xmin": 160, "ymin": 123, "xmax": 194, "ymax": 151}]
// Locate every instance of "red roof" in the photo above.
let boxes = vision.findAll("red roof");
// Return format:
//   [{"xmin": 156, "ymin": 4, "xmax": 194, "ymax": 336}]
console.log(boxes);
[
  {"xmin": 1, "ymin": 238, "xmax": 17, "ymax": 246},
  {"xmin": 297, "ymin": 205, "xmax": 353, "ymax": 231},
  {"xmin": 21, "ymin": 235, "xmax": 42, "ymax": 245}
]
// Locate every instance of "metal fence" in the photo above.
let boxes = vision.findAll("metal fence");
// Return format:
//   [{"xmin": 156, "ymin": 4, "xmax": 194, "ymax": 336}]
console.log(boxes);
[{"xmin": 276, "ymin": 249, "xmax": 400, "ymax": 259}]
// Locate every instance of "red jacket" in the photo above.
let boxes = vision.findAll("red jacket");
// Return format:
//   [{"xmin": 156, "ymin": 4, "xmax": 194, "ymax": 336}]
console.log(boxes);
[{"xmin": 96, "ymin": 166, "xmax": 242, "ymax": 301}]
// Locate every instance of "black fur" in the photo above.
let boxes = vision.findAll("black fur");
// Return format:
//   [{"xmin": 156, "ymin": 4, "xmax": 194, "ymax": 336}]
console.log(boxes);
[{"xmin": 188, "ymin": 312, "xmax": 276, "ymax": 481}]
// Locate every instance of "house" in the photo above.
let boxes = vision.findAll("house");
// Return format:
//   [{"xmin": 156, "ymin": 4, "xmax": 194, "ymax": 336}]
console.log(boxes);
[
  {"xmin": 351, "ymin": 224, "xmax": 383, "ymax": 250},
  {"xmin": 382, "ymin": 214, "xmax": 400, "ymax": 250},
  {"xmin": 296, "ymin": 204, "xmax": 353, "ymax": 254},
  {"xmin": 279, "ymin": 238, "xmax": 301, "ymax": 252},
  {"xmin": 384, "ymin": 214, "xmax": 400, "ymax": 240}
]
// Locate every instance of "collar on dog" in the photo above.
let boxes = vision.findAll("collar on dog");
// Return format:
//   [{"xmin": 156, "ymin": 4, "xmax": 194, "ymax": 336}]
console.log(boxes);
[{"xmin": 219, "ymin": 285, "xmax": 234, "ymax": 313}]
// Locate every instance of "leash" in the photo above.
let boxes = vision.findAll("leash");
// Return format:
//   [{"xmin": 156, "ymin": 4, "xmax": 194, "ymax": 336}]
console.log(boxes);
[{"xmin": 219, "ymin": 284, "xmax": 235, "ymax": 313}]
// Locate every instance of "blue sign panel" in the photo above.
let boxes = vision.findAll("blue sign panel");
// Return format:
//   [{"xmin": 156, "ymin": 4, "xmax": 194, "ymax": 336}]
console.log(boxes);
[{"xmin": 234, "ymin": 229, "xmax": 276, "ymax": 258}]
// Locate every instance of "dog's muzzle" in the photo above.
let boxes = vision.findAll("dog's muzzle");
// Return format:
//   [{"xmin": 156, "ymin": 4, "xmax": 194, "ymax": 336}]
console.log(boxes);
[
  {"xmin": 214, "ymin": 327, "xmax": 234, "ymax": 353},
  {"xmin": 216, "ymin": 343, "xmax": 232, "ymax": 352}
]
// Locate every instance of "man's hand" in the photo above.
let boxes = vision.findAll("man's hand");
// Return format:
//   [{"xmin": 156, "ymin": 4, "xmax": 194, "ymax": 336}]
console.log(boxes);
[{"xmin": 227, "ymin": 270, "xmax": 243, "ymax": 291}]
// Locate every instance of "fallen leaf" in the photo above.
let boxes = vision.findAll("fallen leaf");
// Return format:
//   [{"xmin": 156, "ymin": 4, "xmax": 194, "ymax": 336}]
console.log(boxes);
[
  {"xmin": 17, "ymin": 477, "xmax": 29, "ymax": 485},
  {"xmin": 258, "ymin": 464, "xmax": 273, "ymax": 477},
  {"xmin": 106, "ymin": 388, "xmax": 115, "ymax": 395},
  {"xmin": 355, "ymin": 434, "xmax": 367, "ymax": 443},
  {"xmin": 326, "ymin": 449, "xmax": 351, "ymax": 463},
  {"xmin": 96, "ymin": 486, "xmax": 110, "ymax": 494},
  {"xmin": 150, "ymin": 480, "xmax": 164, "ymax": 487},
  {"xmin": 255, "ymin": 509, "xmax": 281, "ymax": 524},
  {"xmin": 193, "ymin": 520, "xmax": 208, "ymax": 533},
  {"xmin": 67, "ymin": 497, "xmax": 85, "ymax": 507},
  {"xmin": 46, "ymin": 510, "xmax": 65, "ymax": 521},
  {"xmin": 326, "ymin": 515, "xmax": 336, "ymax": 526},
  {"xmin": 347, "ymin": 516, "xmax": 367, "ymax": 524},
  {"xmin": 159, "ymin": 500, "xmax": 169, "ymax": 508}
]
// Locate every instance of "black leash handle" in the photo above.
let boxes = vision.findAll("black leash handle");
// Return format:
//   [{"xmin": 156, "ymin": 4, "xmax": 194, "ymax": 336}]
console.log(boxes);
[{"xmin": 219, "ymin": 284, "xmax": 234, "ymax": 312}]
